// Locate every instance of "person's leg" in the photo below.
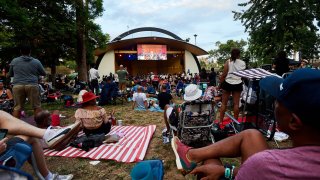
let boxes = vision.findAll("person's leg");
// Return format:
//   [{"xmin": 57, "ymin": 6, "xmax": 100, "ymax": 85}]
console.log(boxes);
[
  {"xmin": 17, "ymin": 135, "xmax": 49, "ymax": 177},
  {"xmin": 163, "ymin": 105, "xmax": 171, "ymax": 131},
  {"xmin": 12, "ymin": 85, "xmax": 26, "ymax": 118},
  {"xmin": 0, "ymin": 110, "xmax": 46, "ymax": 138},
  {"xmin": 232, "ymin": 91, "xmax": 241, "ymax": 120},
  {"xmin": 186, "ymin": 129, "xmax": 268, "ymax": 163},
  {"xmin": 219, "ymin": 90, "xmax": 231, "ymax": 123},
  {"xmin": 26, "ymin": 85, "xmax": 42, "ymax": 117}
]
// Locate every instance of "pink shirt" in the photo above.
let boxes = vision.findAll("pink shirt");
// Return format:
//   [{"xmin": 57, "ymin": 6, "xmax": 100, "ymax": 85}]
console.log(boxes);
[{"xmin": 236, "ymin": 146, "xmax": 320, "ymax": 180}]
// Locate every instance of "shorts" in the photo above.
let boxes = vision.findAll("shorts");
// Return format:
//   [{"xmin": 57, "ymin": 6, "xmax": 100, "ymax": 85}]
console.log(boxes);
[
  {"xmin": 221, "ymin": 81, "xmax": 243, "ymax": 92},
  {"xmin": 83, "ymin": 122, "xmax": 111, "ymax": 136},
  {"xmin": 0, "ymin": 137, "xmax": 28, "ymax": 157},
  {"xmin": 13, "ymin": 85, "xmax": 41, "ymax": 111},
  {"xmin": 166, "ymin": 107, "xmax": 179, "ymax": 130}
]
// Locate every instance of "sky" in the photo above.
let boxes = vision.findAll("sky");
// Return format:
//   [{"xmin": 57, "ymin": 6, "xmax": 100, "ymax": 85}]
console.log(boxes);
[{"xmin": 95, "ymin": 0, "xmax": 248, "ymax": 51}]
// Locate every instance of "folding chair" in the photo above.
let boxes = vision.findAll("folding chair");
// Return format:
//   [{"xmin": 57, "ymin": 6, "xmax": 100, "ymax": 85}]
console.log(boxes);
[
  {"xmin": 178, "ymin": 100, "xmax": 215, "ymax": 148},
  {"xmin": 0, "ymin": 143, "xmax": 44, "ymax": 180}
]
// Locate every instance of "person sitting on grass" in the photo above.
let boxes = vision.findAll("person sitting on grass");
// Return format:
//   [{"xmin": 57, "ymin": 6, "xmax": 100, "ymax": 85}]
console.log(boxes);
[
  {"xmin": 34, "ymin": 110, "xmax": 61, "ymax": 128},
  {"xmin": 132, "ymin": 86, "xmax": 148, "ymax": 111},
  {"xmin": 75, "ymin": 92, "xmax": 113, "ymax": 136},
  {"xmin": 77, "ymin": 82, "xmax": 88, "ymax": 103},
  {"xmin": 172, "ymin": 68, "xmax": 320, "ymax": 179},
  {"xmin": 0, "ymin": 110, "xmax": 77, "ymax": 179},
  {"xmin": 158, "ymin": 84, "xmax": 173, "ymax": 110}
]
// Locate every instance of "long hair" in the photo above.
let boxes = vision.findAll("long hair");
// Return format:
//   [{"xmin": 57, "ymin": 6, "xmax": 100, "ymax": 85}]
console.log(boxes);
[{"xmin": 231, "ymin": 48, "xmax": 241, "ymax": 62}]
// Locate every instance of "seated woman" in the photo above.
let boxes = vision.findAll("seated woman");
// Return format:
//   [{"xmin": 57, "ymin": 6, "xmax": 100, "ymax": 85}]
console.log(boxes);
[
  {"xmin": 0, "ymin": 80, "xmax": 13, "ymax": 113},
  {"xmin": 75, "ymin": 92, "xmax": 113, "ymax": 136}
]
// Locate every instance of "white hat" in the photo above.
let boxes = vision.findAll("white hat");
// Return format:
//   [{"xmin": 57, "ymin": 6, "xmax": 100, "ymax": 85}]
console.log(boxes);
[{"xmin": 184, "ymin": 84, "xmax": 202, "ymax": 101}]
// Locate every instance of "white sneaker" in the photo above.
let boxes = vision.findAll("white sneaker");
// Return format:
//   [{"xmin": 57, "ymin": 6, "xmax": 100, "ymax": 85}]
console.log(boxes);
[
  {"xmin": 44, "ymin": 126, "xmax": 71, "ymax": 146},
  {"xmin": 52, "ymin": 173, "xmax": 73, "ymax": 180}
]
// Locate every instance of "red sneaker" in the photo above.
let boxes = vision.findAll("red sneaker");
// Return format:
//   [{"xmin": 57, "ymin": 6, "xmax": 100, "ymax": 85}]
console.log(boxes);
[{"xmin": 171, "ymin": 137, "xmax": 196, "ymax": 173}]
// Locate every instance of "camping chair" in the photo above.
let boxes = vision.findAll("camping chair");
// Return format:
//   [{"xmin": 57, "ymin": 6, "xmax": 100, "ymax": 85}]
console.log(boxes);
[
  {"xmin": 0, "ymin": 142, "xmax": 44, "ymax": 180},
  {"xmin": 177, "ymin": 100, "xmax": 215, "ymax": 148}
]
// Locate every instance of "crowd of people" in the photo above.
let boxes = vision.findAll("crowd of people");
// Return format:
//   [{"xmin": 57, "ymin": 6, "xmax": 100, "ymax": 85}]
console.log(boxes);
[{"xmin": 0, "ymin": 44, "xmax": 319, "ymax": 179}]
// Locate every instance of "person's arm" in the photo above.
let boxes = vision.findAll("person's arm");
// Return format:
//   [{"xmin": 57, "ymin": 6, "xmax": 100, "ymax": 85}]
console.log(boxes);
[
  {"xmin": 219, "ymin": 60, "xmax": 229, "ymax": 87},
  {"xmin": 37, "ymin": 61, "xmax": 46, "ymax": 76},
  {"xmin": 132, "ymin": 94, "xmax": 136, "ymax": 109},
  {"xmin": 169, "ymin": 94, "xmax": 174, "ymax": 104},
  {"xmin": 8, "ymin": 64, "xmax": 13, "ymax": 77},
  {"xmin": 0, "ymin": 138, "xmax": 8, "ymax": 154},
  {"xmin": 6, "ymin": 89, "xmax": 13, "ymax": 101},
  {"xmin": 143, "ymin": 94, "xmax": 148, "ymax": 109}
]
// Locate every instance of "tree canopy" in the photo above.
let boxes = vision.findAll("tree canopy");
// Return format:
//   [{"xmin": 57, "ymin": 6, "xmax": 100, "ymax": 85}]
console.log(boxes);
[
  {"xmin": 0, "ymin": 0, "xmax": 108, "ymax": 81},
  {"xmin": 208, "ymin": 39, "xmax": 248, "ymax": 65},
  {"xmin": 234, "ymin": 0, "xmax": 320, "ymax": 63}
]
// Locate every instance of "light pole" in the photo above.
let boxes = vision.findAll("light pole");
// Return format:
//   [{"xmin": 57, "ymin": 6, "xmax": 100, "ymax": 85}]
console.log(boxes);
[{"xmin": 194, "ymin": 34, "xmax": 198, "ymax": 45}]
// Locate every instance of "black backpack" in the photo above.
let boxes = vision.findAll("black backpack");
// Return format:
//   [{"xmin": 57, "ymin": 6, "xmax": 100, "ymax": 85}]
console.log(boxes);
[{"xmin": 70, "ymin": 134, "xmax": 105, "ymax": 151}]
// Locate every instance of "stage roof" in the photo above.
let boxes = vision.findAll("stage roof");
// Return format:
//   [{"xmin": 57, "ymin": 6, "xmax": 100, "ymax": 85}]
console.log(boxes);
[{"xmin": 94, "ymin": 37, "xmax": 208, "ymax": 57}]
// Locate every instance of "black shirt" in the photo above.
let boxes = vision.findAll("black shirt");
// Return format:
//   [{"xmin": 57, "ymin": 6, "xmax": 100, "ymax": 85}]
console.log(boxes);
[{"xmin": 157, "ymin": 92, "xmax": 172, "ymax": 110}]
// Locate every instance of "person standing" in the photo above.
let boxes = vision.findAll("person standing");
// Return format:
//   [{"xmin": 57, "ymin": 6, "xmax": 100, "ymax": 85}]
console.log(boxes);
[
  {"xmin": 208, "ymin": 68, "xmax": 217, "ymax": 86},
  {"xmin": 8, "ymin": 44, "xmax": 46, "ymax": 118},
  {"xmin": 116, "ymin": 65, "xmax": 128, "ymax": 91},
  {"xmin": 88, "ymin": 64, "xmax": 100, "ymax": 95},
  {"xmin": 219, "ymin": 48, "xmax": 246, "ymax": 123}
]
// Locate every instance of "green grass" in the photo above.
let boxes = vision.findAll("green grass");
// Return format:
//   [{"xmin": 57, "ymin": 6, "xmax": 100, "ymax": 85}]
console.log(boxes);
[{"xmin": 20, "ymin": 97, "xmax": 290, "ymax": 179}]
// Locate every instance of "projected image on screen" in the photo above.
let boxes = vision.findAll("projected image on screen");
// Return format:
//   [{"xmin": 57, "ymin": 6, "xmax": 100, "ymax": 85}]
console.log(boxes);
[{"xmin": 137, "ymin": 44, "xmax": 167, "ymax": 60}]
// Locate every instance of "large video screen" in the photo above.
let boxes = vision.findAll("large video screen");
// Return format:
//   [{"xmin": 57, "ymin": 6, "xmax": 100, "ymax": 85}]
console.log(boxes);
[{"xmin": 137, "ymin": 44, "xmax": 167, "ymax": 60}]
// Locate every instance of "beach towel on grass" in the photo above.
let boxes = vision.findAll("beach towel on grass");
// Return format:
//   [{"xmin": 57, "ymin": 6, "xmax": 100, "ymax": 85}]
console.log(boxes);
[{"xmin": 43, "ymin": 125, "xmax": 156, "ymax": 163}]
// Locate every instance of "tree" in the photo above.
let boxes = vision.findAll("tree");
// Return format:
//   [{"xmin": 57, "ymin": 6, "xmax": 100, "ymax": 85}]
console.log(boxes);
[
  {"xmin": 0, "ymin": 0, "xmax": 107, "ymax": 82},
  {"xmin": 208, "ymin": 39, "xmax": 248, "ymax": 65},
  {"xmin": 234, "ymin": 0, "xmax": 320, "ymax": 62}
]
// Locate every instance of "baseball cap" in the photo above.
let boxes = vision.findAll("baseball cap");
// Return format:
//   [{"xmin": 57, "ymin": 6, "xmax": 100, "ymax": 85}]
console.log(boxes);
[{"xmin": 259, "ymin": 68, "xmax": 320, "ymax": 121}]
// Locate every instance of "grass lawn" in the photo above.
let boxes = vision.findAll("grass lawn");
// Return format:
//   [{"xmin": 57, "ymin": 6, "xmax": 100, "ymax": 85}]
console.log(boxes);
[{"xmin": 21, "ymin": 97, "xmax": 291, "ymax": 179}]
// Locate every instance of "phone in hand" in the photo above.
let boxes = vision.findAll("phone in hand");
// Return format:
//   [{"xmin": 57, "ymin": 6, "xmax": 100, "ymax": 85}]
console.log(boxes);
[{"xmin": 0, "ymin": 129, "xmax": 8, "ymax": 140}]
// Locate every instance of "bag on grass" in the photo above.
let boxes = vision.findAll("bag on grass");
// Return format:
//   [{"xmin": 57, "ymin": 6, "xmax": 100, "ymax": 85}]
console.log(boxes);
[{"xmin": 70, "ymin": 133, "xmax": 106, "ymax": 151}]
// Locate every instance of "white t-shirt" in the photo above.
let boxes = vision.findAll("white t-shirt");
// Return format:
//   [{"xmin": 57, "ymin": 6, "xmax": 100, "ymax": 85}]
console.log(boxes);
[
  {"xmin": 77, "ymin": 89, "xmax": 88, "ymax": 103},
  {"xmin": 88, "ymin": 68, "xmax": 100, "ymax": 81},
  {"xmin": 225, "ymin": 59, "xmax": 246, "ymax": 85},
  {"xmin": 132, "ymin": 92, "xmax": 147, "ymax": 109}
]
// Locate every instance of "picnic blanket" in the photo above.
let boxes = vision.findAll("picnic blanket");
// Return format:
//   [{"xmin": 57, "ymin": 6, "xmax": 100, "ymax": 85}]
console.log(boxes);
[{"xmin": 43, "ymin": 125, "xmax": 156, "ymax": 163}]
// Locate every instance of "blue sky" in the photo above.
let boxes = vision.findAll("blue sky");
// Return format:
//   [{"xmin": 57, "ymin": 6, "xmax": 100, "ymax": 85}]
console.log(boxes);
[{"xmin": 95, "ymin": 0, "xmax": 248, "ymax": 51}]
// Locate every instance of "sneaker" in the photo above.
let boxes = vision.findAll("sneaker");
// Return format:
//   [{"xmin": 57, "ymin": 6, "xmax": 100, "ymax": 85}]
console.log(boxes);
[
  {"xmin": 171, "ymin": 136, "xmax": 196, "ymax": 173},
  {"xmin": 44, "ymin": 122, "xmax": 80, "ymax": 149},
  {"xmin": 52, "ymin": 173, "xmax": 73, "ymax": 180}
]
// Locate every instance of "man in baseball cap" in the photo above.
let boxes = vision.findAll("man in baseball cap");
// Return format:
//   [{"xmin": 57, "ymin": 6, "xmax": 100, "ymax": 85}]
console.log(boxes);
[{"xmin": 171, "ymin": 69, "xmax": 320, "ymax": 179}]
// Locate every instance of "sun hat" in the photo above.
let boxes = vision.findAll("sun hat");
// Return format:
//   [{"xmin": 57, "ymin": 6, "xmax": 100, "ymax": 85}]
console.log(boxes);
[
  {"xmin": 259, "ymin": 68, "xmax": 320, "ymax": 121},
  {"xmin": 184, "ymin": 84, "xmax": 202, "ymax": 101},
  {"xmin": 81, "ymin": 92, "xmax": 99, "ymax": 104}
]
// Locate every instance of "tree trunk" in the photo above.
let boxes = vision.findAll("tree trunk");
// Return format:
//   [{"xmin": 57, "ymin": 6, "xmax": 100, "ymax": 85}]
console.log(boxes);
[
  {"xmin": 51, "ymin": 59, "xmax": 57, "ymax": 86},
  {"xmin": 76, "ymin": 0, "xmax": 88, "ymax": 82}
]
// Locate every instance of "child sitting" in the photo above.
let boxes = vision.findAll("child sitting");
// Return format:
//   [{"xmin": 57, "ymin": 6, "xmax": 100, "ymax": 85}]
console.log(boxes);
[
  {"xmin": 34, "ymin": 110, "xmax": 60, "ymax": 128},
  {"xmin": 75, "ymin": 92, "xmax": 113, "ymax": 136}
]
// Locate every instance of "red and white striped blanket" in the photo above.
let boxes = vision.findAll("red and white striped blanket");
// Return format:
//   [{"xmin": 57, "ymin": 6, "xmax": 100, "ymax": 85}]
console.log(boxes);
[{"xmin": 43, "ymin": 125, "xmax": 156, "ymax": 163}]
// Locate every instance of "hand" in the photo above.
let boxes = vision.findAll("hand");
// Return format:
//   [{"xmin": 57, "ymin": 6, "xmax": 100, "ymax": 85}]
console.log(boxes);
[
  {"xmin": 190, "ymin": 164, "xmax": 225, "ymax": 180},
  {"xmin": 0, "ymin": 138, "xmax": 8, "ymax": 154}
]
